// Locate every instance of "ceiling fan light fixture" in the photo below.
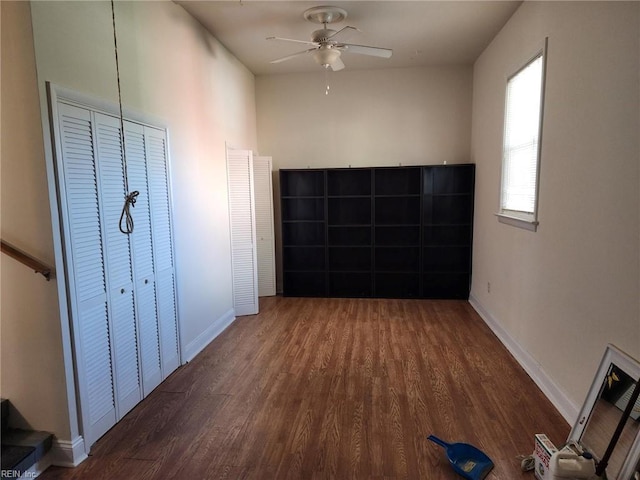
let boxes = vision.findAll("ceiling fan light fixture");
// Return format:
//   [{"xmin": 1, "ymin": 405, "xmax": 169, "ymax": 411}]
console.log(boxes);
[
  {"xmin": 313, "ymin": 46, "xmax": 340, "ymax": 67},
  {"xmin": 267, "ymin": 6, "xmax": 392, "ymax": 72}
]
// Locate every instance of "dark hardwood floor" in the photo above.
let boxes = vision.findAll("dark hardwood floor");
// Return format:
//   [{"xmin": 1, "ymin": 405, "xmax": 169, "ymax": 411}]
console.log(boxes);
[{"xmin": 42, "ymin": 297, "xmax": 569, "ymax": 479}]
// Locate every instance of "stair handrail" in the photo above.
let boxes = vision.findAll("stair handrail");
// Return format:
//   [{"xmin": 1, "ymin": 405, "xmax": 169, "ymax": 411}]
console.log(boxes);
[{"xmin": 0, "ymin": 240, "xmax": 55, "ymax": 281}]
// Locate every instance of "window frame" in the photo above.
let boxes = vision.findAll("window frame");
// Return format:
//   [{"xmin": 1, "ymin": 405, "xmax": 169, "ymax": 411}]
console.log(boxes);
[{"xmin": 496, "ymin": 38, "xmax": 548, "ymax": 232}]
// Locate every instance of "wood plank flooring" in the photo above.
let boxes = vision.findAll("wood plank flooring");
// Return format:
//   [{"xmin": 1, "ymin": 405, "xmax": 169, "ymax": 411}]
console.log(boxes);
[{"xmin": 41, "ymin": 297, "xmax": 569, "ymax": 479}]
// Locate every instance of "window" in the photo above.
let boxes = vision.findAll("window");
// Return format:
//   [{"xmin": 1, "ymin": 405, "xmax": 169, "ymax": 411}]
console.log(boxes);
[{"xmin": 498, "ymin": 40, "xmax": 547, "ymax": 231}]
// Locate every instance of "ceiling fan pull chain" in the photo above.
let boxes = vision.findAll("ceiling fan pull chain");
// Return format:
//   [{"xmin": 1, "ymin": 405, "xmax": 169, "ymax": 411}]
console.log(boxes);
[{"xmin": 325, "ymin": 67, "xmax": 330, "ymax": 95}]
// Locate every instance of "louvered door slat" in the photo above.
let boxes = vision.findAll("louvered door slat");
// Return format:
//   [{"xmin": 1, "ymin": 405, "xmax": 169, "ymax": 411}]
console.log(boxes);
[
  {"xmin": 136, "ymin": 280, "xmax": 162, "ymax": 393},
  {"xmin": 145, "ymin": 126, "xmax": 179, "ymax": 376},
  {"xmin": 156, "ymin": 271, "xmax": 178, "ymax": 372},
  {"xmin": 110, "ymin": 288, "xmax": 140, "ymax": 414},
  {"xmin": 82, "ymin": 302, "xmax": 114, "ymax": 423},
  {"xmin": 94, "ymin": 112, "xmax": 141, "ymax": 418},
  {"xmin": 125, "ymin": 121, "xmax": 162, "ymax": 395},
  {"xmin": 57, "ymin": 103, "xmax": 115, "ymax": 447},
  {"xmin": 227, "ymin": 149, "xmax": 259, "ymax": 315},
  {"xmin": 146, "ymin": 133, "xmax": 173, "ymax": 273}
]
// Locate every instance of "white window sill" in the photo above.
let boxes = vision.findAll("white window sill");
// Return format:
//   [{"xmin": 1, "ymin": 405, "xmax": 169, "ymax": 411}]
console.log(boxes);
[{"xmin": 495, "ymin": 212, "xmax": 539, "ymax": 232}]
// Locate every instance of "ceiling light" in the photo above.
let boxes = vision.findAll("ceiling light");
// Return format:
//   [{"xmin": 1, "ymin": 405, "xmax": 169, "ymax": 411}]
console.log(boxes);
[{"xmin": 313, "ymin": 46, "xmax": 340, "ymax": 68}]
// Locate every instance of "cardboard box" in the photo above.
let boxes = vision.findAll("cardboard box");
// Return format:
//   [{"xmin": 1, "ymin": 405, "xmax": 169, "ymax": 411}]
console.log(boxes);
[{"xmin": 534, "ymin": 434, "xmax": 558, "ymax": 480}]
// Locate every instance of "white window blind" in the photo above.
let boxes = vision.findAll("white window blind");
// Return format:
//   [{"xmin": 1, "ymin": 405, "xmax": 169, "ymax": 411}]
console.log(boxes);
[{"xmin": 500, "ymin": 47, "xmax": 546, "ymax": 229}]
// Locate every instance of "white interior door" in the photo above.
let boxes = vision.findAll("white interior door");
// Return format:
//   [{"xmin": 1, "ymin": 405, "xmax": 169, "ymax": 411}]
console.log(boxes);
[
  {"xmin": 55, "ymin": 103, "xmax": 116, "ymax": 448},
  {"xmin": 253, "ymin": 155, "xmax": 276, "ymax": 297},
  {"xmin": 124, "ymin": 121, "xmax": 162, "ymax": 396},
  {"xmin": 145, "ymin": 126, "xmax": 180, "ymax": 376},
  {"xmin": 227, "ymin": 147, "xmax": 259, "ymax": 316},
  {"xmin": 52, "ymin": 93, "xmax": 182, "ymax": 450},
  {"xmin": 94, "ymin": 113, "xmax": 142, "ymax": 418}
]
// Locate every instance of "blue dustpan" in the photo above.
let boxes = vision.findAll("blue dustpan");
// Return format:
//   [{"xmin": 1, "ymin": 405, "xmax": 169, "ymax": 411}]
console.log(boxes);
[{"xmin": 428, "ymin": 435, "xmax": 494, "ymax": 480}]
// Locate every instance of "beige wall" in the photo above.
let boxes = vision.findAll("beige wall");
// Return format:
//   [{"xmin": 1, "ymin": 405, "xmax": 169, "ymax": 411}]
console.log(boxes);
[
  {"xmin": 256, "ymin": 66, "xmax": 473, "ymax": 290},
  {"xmin": 471, "ymin": 1, "xmax": 640, "ymax": 414},
  {"xmin": 1, "ymin": 1, "xmax": 72, "ymax": 439},
  {"xmin": 257, "ymin": 66, "xmax": 472, "ymax": 169},
  {"xmin": 1, "ymin": 0, "xmax": 257, "ymax": 450}
]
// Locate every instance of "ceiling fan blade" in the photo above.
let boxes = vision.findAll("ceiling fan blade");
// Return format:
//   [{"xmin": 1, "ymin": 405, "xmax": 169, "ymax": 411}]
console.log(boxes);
[
  {"xmin": 331, "ymin": 56, "xmax": 345, "ymax": 72},
  {"xmin": 339, "ymin": 43, "xmax": 393, "ymax": 58},
  {"xmin": 266, "ymin": 36, "xmax": 318, "ymax": 46},
  {"xmin": 270, "ymin": 48, "xmax": 317, "ymax": 64}
]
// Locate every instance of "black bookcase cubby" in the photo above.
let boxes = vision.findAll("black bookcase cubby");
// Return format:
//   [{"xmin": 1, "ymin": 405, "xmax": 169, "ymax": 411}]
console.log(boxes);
[{"xmin": 280, "ymin": 164, "xmax": 474, "ymax": 299}]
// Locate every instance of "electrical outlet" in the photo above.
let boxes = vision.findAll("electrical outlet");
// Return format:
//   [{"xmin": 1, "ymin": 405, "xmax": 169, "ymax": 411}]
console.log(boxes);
[{"xmin": 487, "ymin": 282, "xmax": 491, "ymax": 293}]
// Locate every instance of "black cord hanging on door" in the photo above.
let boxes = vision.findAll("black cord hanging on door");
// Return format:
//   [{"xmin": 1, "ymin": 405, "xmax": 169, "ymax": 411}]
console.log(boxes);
[{"xmin": 111, "ymin": 0, "xmax": 139, "ymax": 234}]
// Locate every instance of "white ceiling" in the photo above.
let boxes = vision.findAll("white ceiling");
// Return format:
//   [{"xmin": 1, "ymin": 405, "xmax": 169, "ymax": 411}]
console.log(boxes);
[{"xmin": 176, "ymin": 1, "xmax": 522, "ymax": 75}]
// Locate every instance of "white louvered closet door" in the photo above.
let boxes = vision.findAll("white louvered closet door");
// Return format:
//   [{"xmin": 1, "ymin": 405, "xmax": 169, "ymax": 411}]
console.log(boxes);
[
  {"xmin": 124, "ymin": 121, "xmax": 162, "ymax": 396},
  {"xmin": 93, "ymin": 113, "xmax": 142, "ymax": 418},
  {"xmin": 252, "ymin": 156, "xmax": 276, "ymax": 297},
  {"xmin": 57, "ymin": 103, "xmax": 116, "ymax": 448},
  {"xmin": 53, "ymin": 93, "xmax": 181, "ymax": 450},
  {"xmin": 145, "ymin": 126, "xmax": 180, "ymax": 376},
  {"xmin": 227, "ymin": 148, "xmax": 259, "ymax": 315}
]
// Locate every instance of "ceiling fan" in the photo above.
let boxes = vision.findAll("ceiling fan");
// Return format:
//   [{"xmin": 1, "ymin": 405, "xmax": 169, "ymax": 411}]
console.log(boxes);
[{"xmin": 267, "ymin": 6, "xmax": 392, "ymax": 72}]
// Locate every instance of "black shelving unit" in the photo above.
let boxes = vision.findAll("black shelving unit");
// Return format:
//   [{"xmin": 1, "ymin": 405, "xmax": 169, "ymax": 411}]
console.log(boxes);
[
  {"xmin": 327, "ymin": 168, "xmax": 372, "ymax": 297},
  {"xmin": 280, "ymin": 164, "xmax": 474, "ymax": 299},
  {"xmin": 373, "ymin": 167, "xmax": 421, "ymax": 298},
  {"xmin": 422, "ymin": 164, "xmax": 475, "ymax": 299},
  {"xmin": 280, "ymin": 170, "xmax": 327, "ymax": 297}
]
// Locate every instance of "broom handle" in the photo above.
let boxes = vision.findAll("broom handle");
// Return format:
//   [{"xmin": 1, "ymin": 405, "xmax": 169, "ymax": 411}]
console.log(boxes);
[{"xmin": 595, "ymin": 378, "xmax": 640, "ymax": 476}]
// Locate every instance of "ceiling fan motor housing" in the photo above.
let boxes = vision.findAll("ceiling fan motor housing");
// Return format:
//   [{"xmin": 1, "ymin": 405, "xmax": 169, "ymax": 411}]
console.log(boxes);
[{"xmin": 311, "ymin": 28, "xmax": 336, "ymax": 43}]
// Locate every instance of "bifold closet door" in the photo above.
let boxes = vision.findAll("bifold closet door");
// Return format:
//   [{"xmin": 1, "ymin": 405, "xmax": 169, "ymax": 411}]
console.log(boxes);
[
  {"xmin": 56, "ymin": 105, "xmax": 146, "ymax": 447},
  {"xmin": 253, "ymin": 156, "xmax": 276, "ymax": 297},
  {"xmin": 93, "ymin": 113, "xmax": 142, "ymax": 416},
  {"xmin": 54, "ymin": 100, "xmax": 180, "ymax": 449},
  {"xmin": 226, "ymin": 148, "xmax": 259, "ymax": 315},
  {"xmin": 124, "ymin": 121, "xmax": 162, "ymax": 395},
  {"xmin": 145, "ymin": 126, "xmax": 180, "ymax": 375},
  {"xmin": 56, "ymin": 103, "xmax": 117, "ymax": 447}
]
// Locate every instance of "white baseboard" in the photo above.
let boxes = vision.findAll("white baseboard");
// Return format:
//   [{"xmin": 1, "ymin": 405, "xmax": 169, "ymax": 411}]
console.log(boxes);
[
  {"xmin": 182, "ymin": 308, "xmax": 236, "ymax": 363},
  {"xmin": 50, "ymin": 435, "xmax": 87, "ymax": 467},
  {"xmin": 468, "ymin": 294, "xmax": 579, "ymax": 425}
]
